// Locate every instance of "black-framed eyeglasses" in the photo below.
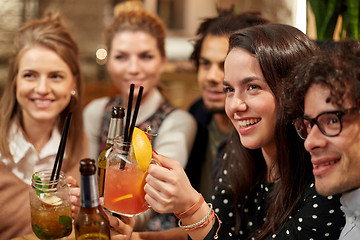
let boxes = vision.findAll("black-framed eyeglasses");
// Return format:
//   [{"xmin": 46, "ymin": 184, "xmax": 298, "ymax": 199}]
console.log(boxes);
[{"xmin": 293, "ymin": 108, "xmax": 359, "ymax": 140}]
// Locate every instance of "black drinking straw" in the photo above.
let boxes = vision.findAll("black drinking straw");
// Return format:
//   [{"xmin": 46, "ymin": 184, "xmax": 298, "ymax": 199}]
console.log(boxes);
[
  {"xmin": 123, "ymin": 84, "xmax": 134, "ymax": 143},
  {"xmin": 128, "ymin": 86, "xmax": 143, "ymax": 141},
  {"xmin": 50, "ymin": 112, "xmax": 72, "ymax": 183},
  {"xmin": 120, "ymin": 85, "xmax": 143, "ymax": 169}
]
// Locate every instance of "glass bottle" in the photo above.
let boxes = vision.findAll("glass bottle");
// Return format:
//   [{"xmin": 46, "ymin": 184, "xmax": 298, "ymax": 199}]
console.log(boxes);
[
  {"xmin": 98, "ymin": 106, "xmax": 124, "ymax": 197},
  {"xmin": 29, "ymin": 170, "xmax": 72, "ymax": 239},
  {"xmin": 75, "ymin": 158, "xmax": 111, "ymax": 240}
]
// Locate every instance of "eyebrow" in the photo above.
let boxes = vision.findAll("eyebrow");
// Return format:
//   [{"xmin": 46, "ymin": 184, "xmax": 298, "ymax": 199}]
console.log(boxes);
[
  {"xmin": 223, "ymin": 76, "xmax": 263, "ymax": 87},
  {"xmin": 199, "ymin": 56, "xmax": 208, "ymax": 62},
  {"xmin": 199, "ymin": 56, "xmax": 225, "ymax": 65}
]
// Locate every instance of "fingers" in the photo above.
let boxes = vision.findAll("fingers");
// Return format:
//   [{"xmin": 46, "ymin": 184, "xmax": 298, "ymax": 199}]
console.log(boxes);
[
  {"xmin": 145, "ymin": 153, "xmax": 200, "ymax": 215},
  {"xmin": 108, "ymin": 214, "xmax": 134, "ymax": 240},
  {"xmin": 69, "ymin": 186, "xmax": 80, "ymax": 219},
  {"xmin": 66, "ymin": 176, "xmax": 78, "ymax": 188},
  {"xmin": 99, "ymin": 197, "xmax": 105, "ymax": 206},
  {"xmin": 151, "ymin": 153, "xmax": 179, "ymax": 170}
]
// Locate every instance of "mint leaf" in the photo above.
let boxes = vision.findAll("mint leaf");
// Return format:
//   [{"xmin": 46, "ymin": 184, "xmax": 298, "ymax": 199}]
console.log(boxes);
[
  {"xmin": 59, "ymin": 215, "xmax": 72, "ymax": 226},
  {"xmin": 34, "ymin": 174, "xmax": 45, "ymax": 196},
  {"xmin": 59, "ymin": 215, "xmax": 72, "ymax": 235},
  {"xmin": 32, "ymin": 224, "xmax": 47, "ymax": 239}
]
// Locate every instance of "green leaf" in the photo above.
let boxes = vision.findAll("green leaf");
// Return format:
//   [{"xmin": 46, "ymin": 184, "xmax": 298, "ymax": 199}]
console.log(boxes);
[
  {"xmin": 308, "ymin": 0, "xmax": 342, "ymax": 40},
  {"xmin": 59, "ymin": 215, "xmax": 72, "ymax": 226},
  {"xmin": 34, "ymin": 174, "xmax": 46, "ymax": 196},
  {"xmin": 343, "ymin": 0, "xmax": 359, "ymax": 39},
  {"xmin": 59, "ymin": 215, "xmax": 72, "ymax": 234},
  {"xmin": 32, "ymin": 224, "xmax": 48, "ymax": 239}
]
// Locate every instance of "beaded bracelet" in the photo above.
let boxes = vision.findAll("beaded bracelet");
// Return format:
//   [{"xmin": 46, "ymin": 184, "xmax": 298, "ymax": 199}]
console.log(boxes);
[
  {"xmin": 178, "ymin": 203, "xmax": 213, "ymax": 230},
  {"xmin": 184, "ymin": 210, "xmax": 215, "ymax": 231},
  {"xmin": 175, "ymin": 194, "xmax": 204, "ymax": 219}
]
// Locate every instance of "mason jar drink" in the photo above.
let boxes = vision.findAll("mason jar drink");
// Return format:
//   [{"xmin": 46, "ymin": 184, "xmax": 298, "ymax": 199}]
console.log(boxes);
[
  {"xmin": 29, "ymin": 170, "xmax": 72, "ymax": 239},
  {"xmin": 104, "ymin": 137, "xmax": 149, "ymax": 216}
]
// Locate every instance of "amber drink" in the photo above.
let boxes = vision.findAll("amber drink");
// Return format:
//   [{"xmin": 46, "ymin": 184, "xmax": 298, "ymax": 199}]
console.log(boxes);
[{"xmin": 29, "ymin": 170, "xmax": 72, "ymax": 239}]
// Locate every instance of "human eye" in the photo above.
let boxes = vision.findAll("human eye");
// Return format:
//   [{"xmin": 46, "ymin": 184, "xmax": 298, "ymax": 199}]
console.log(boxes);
[
  {"xmin": 22, "ymin": 71, "xmax": 36, "ymax": 80},
  {"xmin": 248, "ymin": 84, "xmax": 260, "ymax": 91},
  {"xmin": 318, "ymin": 113, "xmax": 340, "ymax": 131},
  {"xmin": 223, "ymin": 86, "xmax": 233, "ymax": 93},
  {"xmin": 140, "ymin": 53, "xmax": 153, "ymax": 60},
  {"xmin": 115, "ymin": 54, "xmax": 125, "ymax": 60},
  {"xmin": 199, "ymin": 59, "xmax": 210, "ymax": 68},
  {"xmin": 50, "ymin": 73, "xmax": 64, "ymax": 81},
  {"xmin": 23, "ymin": 73, "xmax": 34, "ymax": 79},
  {"xmin": 223, "ymin": 81, "xmax": 234, "ymax": 94}
]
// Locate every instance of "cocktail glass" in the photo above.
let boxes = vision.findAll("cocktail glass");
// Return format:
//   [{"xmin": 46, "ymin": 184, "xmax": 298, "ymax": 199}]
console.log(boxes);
[
  {"xmin": 103, "ymin": 138, "xmax": 149, "ymax": 216},
  {"xmin": 29, "ymin": 170, "xmax": 72, "ymax": 239}
]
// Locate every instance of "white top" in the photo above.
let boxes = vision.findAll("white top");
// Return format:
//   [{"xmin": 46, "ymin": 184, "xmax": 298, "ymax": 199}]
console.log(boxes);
[
  {"xmin": 340, "ymin": 188, "xmax": 360, "ymax": 240},
  {"xmin": 1, "ymin": 122, "xmax": 60, "ymax": 185},
  {"xmin": 83, "ymin": 89, "xmax": 196, "ymax": 168}
]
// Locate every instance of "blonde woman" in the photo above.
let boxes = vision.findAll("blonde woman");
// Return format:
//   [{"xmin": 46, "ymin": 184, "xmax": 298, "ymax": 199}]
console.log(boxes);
[{"xmin": 0, "ymin": 13, "xmax": 87, "ymax": 239}]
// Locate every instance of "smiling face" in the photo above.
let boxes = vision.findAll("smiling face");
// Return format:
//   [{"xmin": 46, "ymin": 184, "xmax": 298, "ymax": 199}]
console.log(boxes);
[
  {"xmin": 107, "ymin": 31, "xmax": 166, "ymax": 103},
  {"xmin": 16, "ymin": 46, "xmax": 75, "ymax": 126},
  {"xmin": 224, "ymin": 48, "xmax": 277, "ymax": 152},
  {"xmin": 304, "ymin": 84, "xmax": 360, "ymax": 196},
  {"xmin": 197, "ymin": 34, "xmax": 228, "ymax": 113}
]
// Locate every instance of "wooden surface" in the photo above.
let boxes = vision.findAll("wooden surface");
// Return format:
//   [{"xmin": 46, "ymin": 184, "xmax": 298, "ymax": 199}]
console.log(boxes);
[{"xmin": 12, "ymin": 230, "xmax": 75, "ymax": 240}]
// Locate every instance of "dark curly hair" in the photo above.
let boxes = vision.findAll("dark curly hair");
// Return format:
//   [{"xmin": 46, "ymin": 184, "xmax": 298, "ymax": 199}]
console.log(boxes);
[
  {"xmin": 283, "ymin": 39, "xmax": 360, "ymax": 119},
  {"xmin": 190, "ymin": 6, "xmax": 269, "ymax": 71}
]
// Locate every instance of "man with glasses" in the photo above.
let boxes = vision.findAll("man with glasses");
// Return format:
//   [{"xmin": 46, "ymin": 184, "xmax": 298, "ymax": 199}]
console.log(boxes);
[{"xmin": 284, "ymin": 39, "xmax": 360, "ymax": 239}]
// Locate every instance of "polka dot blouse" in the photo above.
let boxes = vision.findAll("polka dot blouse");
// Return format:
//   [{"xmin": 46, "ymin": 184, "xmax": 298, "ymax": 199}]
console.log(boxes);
[{"xmin": 203, "ymin": 171, "xmax": 345, "ymax": 239}]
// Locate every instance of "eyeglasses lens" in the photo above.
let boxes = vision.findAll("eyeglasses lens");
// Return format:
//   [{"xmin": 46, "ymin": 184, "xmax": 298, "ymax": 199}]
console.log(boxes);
[
  {"xmin": 294, "ymin": 119, "xmax": 307, "ymax": 139},
  {"xmin": 317, "ymin": 113, "xmax": 341, "ymax": 136},
  {"xmin": 294, "ymin": 113, "xmax": 342, "ymax": 140}
]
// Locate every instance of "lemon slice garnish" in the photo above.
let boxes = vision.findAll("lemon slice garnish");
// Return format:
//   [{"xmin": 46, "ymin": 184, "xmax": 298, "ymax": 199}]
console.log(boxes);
[{"xmin": 39, "ymin": 193, "xmax": 62, "ymax": 207}]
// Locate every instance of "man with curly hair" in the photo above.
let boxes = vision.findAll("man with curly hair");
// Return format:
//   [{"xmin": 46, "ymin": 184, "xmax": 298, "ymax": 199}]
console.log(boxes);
[{"xmin": 284, "ymin": 39, "xmax": 360, "ymax": 240}]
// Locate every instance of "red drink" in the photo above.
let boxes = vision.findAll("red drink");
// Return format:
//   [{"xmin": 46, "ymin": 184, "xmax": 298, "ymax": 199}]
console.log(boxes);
[{"xmin": 104, "ymin": 162, "xmax": 148, "ymax": 216}]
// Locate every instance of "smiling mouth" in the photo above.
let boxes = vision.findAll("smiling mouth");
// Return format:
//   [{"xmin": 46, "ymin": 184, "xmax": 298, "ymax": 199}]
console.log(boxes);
[
  {"xmin": 238, "ymin": 118, "xmax": 261, "ymax": 128},
  {"xmin": 313, "ymin": 159, "xmax": 340, "ymax": 169},
  {"xmin": 33, "ymin": 99, "xmax": 53, "ymax": 105}
]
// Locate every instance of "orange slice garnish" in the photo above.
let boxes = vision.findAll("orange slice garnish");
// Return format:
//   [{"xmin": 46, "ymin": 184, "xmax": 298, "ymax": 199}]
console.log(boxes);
[
  {"xmin": 132, "ymin": 127, "xmax": 152, "ymax": 172},
  {"xmin": 113, "ymin": 194, "xmax": 133, "ymax": 202}
]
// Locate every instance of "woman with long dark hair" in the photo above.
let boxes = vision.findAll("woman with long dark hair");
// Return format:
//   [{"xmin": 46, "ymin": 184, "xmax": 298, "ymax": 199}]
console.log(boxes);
[{"xmin": 110, "ymin": 24, "xmax": 345, "ymax": 240}]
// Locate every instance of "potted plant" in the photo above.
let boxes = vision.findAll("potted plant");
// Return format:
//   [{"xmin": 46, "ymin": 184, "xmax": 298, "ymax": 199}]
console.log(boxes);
[{"xmin": 308, "ymin": 0, "xmax": 359, "ymax": 40}]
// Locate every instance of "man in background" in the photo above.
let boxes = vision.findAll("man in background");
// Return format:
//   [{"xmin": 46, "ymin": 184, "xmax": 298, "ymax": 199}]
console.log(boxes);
[
  {"xmin": 186, "ymin": 8, "xmax": 269, "ymax": 201},
  {"xmin": 285, "ymin": 39, "xmax": 360, "ymax": 239}
]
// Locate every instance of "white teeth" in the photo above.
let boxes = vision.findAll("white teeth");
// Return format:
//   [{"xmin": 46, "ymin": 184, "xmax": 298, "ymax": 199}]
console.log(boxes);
[
  {"xmin": 314, "ymin": 160, "xmax": 338, "ymax": 168},
  {"xmin": 238, "ymin": 118, "xmax": 260, "ymax": 127},
  {"xmin": 34, "ymin": 99, "xmax": 51, "ymax": 105}
]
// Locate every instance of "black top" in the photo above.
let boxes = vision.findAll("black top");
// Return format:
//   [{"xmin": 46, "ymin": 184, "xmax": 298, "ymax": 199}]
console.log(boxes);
[
  {"xmin": 186, "ymin": 99, "xmax": 228, "ymax": 201},
  {"xmin": 186, "ymin": 98, "xmax": 213, "ymax": 192},
  {"xmin": 202, "ymin": 172, "xmax": 345, "ymax": 240}
]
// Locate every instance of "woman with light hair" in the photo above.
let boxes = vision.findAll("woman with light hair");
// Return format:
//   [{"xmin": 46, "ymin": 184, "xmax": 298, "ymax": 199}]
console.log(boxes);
[
  {"xmin": 83, "ymin": 0, "xmax": 196, "ymax": 231},
  {"xmin": 0, "ymin": 13, "xmax": 87, "ymax": 239}
]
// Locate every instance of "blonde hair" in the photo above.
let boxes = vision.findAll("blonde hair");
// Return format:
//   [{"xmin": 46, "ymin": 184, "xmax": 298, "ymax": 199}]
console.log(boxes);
[
  {"xmin": 105, "ymin": 0, "xmax": 166, "ymax": 57},
  {"xmin": 0, "ymin": 13, "xmax": 85, "ymax": 164}
]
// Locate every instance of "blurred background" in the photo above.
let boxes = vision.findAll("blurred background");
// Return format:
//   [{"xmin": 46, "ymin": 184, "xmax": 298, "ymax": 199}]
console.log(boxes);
[{"xmin": 0, "ymin": 0, "xmax": 311, "ymax": 110}]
